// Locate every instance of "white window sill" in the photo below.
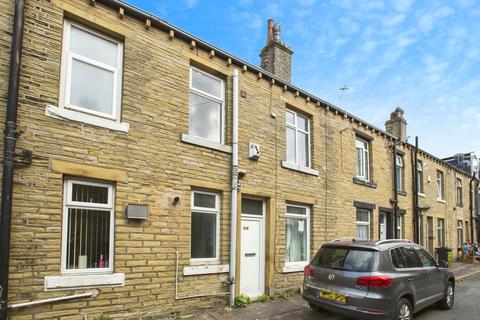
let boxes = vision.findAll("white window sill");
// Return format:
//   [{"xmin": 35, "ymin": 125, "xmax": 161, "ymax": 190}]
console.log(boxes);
[
  {"xmin": 183, "ymin": 264, "xmax": 229, "ymax": 276},
  {"xmin": 281, "ymin": 161, "xmax": 319, "ymax": 176},
  {"xmin": 181, "ymin": 133, "xmax": 232, "ymax": 153},
  {"xmin": 437, "ymin": 199, "xmax": 446, "ymax": 204},
  {"xmin": 282, "ymin": 262, "xmax": 308, "ymax": 273},
  {"xmin": 44, "ymin": 273, "xmax": 124, "ymax": 291},
  {"xmin": 418, "ymin": 193, "xmax": 426, "ymax": 198},
  {"xmin": 45, "ymin": 105, "xmax": 129, "ymax": 133}
]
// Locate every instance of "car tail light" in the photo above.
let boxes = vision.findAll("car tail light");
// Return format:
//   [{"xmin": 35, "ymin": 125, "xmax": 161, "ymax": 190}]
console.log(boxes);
[
  {"xmin": 356, "ymin": 276, "xmax": 392, "ymax": 288},
  {"xmin": 304, "ymin": 265, "xmax": 314, "ymax": 277}
]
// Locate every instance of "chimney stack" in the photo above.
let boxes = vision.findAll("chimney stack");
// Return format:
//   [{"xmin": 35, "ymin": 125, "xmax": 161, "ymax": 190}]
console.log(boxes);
[
  {"xmin": 260, "ymin": 19, "xmax": 293, "ymax": 83},
  {"xmin": 385, "ymin": 107, "xmax": 407, "ymax": 142}
]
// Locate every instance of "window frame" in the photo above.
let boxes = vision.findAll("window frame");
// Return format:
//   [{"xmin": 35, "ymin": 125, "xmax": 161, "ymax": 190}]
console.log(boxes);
[
  {"xmin": 285, "ymin": 109, "xmax": 311, "ymax": 168},
  {"xmin": 417, "ymin": 160, "xmax": 424, "ymax": 194},
  {"xmin": 355, "ymin": 137, "xmax": 370, "ymax": 181},
  {"xmin": 285, "ymin": 204, "xmax": 310, "ymax": 268},
  {"xmin": 457, "ymin": 220, "xmax": 463, "ymax": 248},
  {"xmin": 396, "ymin": 214, "xmax": 404, "ymax": 239},
  {"xmin": 395, "ymin": 154, "xmax": 404, "ymax": 191},
  {"xmin": 456, "ymin": 178, "xmax": 463, "ymax": 206},
  {"xmin": 436, "ymin": 170, "xmax": 445, "ymax": 200},
  {"xmin": 356, "ymin": 208, "xmax": 371, "ymax": 240},
  {"xmin": 59, "ymin": 20, "xmax": 124, "ymax": 121},
  {"xmin": 190, "ymin": 190, "xmax": 221, "ymax": 263},
  {"xmin": 61, "ymin": 178, "xmax": 115, "ymax": 275},
  {"xmin": 188, "ymin": 66, "xmax": 225, "ymax": 144},
  {"xmin": 437, "ymin": 218, "xmax": 445, "ymax": 247}
]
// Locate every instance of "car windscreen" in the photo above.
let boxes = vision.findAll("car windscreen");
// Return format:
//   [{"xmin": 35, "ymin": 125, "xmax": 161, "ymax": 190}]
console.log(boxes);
[{"xmin": 311, "ymin": 246, "xmax": 377, "ymax": 272}]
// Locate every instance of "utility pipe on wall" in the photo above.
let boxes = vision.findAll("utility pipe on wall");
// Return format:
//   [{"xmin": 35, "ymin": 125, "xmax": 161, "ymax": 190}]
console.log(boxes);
[
  {"xmin": 229, "ymin": 68, "xmax": 239, "ymax": 307},
  {"xmin": 0, "ymin": 1, "xmax": 25, "ymax": 319},
  {"xmin": 392, "ymin": 141, "xmax": 399, "ymax": 239},
  {"xmin": 470, "ymin": 177, "xmax": 475, "ymax": 242}
]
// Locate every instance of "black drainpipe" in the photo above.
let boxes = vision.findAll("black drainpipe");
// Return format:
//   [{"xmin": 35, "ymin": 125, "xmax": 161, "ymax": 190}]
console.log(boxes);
[
  {"xmin": 411, "ymin": 137, "xmax": 419, "ymax": 243},
  {"xmin": 0, "ymin": 1, "xmax": 25, "ymax": 318},
  {"xmin": 470, "ymin": 177, "xmax": 475, "ymax": 243},
  {"xmin": 392, "ymin": 140, "xmax": 399, "ymax": 239}
]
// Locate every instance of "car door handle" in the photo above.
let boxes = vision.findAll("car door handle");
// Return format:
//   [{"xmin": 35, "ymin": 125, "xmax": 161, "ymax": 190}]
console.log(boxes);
[
  {"xmin": 407, "ymin": 278, "xmax": 413, "ymax": 282},
  {"xmin": 245, "ymin": 253, "xmax": 256, "ymax": 257}
]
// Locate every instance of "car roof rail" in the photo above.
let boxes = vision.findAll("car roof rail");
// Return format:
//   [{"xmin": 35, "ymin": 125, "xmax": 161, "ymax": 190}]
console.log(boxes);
[
  {"xmin": 330, "ymin": 237, "xmax": 358, "ymax": 243},
  {"xmin": 375, "ymin": 239, "xmax": 414, "ymax": 245}
]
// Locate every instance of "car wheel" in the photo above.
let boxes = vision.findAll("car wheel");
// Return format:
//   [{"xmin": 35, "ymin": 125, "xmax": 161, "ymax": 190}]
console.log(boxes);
[
  {"xmin": 437, "ymin": 281, "xmax": 454, "ymax": 310},
  {"xmin": 395, "ymin": 298, "xmax": 413, "ymax": 320}
]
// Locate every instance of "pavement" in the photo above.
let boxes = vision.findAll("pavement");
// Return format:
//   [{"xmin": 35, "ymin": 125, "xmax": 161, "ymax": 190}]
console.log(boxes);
[{"xmin": 193, "ymin": 261, "xmax": 480, "ymax": 320}]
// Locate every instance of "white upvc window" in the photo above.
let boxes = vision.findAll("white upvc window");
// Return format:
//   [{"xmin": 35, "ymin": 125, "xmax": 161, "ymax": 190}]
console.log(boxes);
[
  {"xmin": 355, "ymin": 137, "xmax": 370, "ymax": 181},
  {"xmin": 285, "ymin": 204, "xmax": 310, "ymax": 267},
  {"xmin": 396, "ymin": 215, "xmax": 404, "ymax": 239},
  {"xmin": 457, "ymin": 220, "xmax": 463, "ymax": 248},
  {"xmin": 437, "ymin": 218, "xmax": 445, "ymax": 247},
  {"xmin": 61, "ymin": 179, "xmax": 115, "ymax": 275},
  {"xmin": 60, "ymin": 20, "xmax": 123, "ymax": 121},
  {"xmin": 456, "ymin": 178, "xmax": 463, "ymax": 206},
  {"xmin": 436, "ymin": 170, "xmax": 444, "ymax": 200},
  {"xmin": 356, "ymin": 209, "xmax": 370, "ymax": 240},
  {"xmin": 417, "ymin": 160, "xmax": 424, "ymax": 194},
  {"xmin": 189, "ymin": 67, "xmax": 225, "ymax": 144},
  {"xmin": 190, "ymin": 190, "xmax": 220, "ymax": 263},
  {"xmin": 395, "ymin": 155, "xmax": 404, "ymax": 191},
  {"xmin": 286, "ymin": 109, "xmax": 311, "ymax": 168}
]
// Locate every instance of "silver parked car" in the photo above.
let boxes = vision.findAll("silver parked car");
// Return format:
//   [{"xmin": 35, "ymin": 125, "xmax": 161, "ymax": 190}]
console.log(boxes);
[{"xmin": 302, "ymin": 239, "xmax": 455, "ymax": 320}]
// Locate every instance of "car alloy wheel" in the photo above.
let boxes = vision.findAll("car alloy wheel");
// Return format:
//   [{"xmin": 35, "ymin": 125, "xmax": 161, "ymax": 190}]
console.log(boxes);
[
  {"xmin": 398, "ymin": 302, "xmax": 411, "ymax": 320},
  {"xmin": 446, "ymin": 284, "xmax": 454, "ymax": 308}
]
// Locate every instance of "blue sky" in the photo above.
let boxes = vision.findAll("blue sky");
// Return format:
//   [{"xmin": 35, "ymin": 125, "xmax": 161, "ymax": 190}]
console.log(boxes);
[{"xmin": 128, "ymin": 0, "xmax": 480, "ymax": 158}]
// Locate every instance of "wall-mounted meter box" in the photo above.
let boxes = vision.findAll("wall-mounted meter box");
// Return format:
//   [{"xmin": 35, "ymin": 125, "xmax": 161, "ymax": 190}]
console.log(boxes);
[{"xmin": 126, "ymin": 204, "xmax": 148, "ymax": 220}]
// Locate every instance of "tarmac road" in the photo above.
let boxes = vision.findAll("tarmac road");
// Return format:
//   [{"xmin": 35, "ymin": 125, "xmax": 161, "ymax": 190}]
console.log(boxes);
[{"xmin": 198, "ymin": 272, "xmax": 480, "ymax": 320}]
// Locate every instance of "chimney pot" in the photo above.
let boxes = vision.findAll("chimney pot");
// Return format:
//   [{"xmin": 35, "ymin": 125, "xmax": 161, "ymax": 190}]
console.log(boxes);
[
  {"xmin": 260, "ymin": 19, "xmax": 293, "ymax": 83},
  {"xmin": 385, "ymin": 107, "xmax": 407, "ymax": 142}
]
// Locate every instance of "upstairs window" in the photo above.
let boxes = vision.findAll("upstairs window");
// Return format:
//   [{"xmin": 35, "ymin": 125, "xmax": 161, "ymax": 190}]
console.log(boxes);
[
  {"xmin": 436, "ymin": 170, "xmax": 445, "ymax": 200},
  {"xmin": 355, "ymin": 137, "xmax": 370, "ymax": 181},
  {"xmin": 189, "ymin": 67, "xmax": 225, "ymax": 143},
  {"xmin": 60, "ymin": 21, "xmax": 123, "ymax": 120},
  {"xmin": 417, "ymin": 161, "xmax": 424, "ymax": 194},
  {"xmin": 456, "ymin": 178, "xmax": 463, "ymax": 206},
  {"xmin": 286, "ymin": 110, "xmax": 311, "ymax": 168},
  {"xmin": 395, "ymin": 155, "xmax": 404, "ymax": 191},
  {"xmin": 62, "ymin": 179, "xmax": 115, "ymax": 274}
]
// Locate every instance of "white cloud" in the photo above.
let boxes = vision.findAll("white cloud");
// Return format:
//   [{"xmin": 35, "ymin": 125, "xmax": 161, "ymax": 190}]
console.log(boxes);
[
  {"xmin": 418, "ymin": 6, "xmax": 454, "ymax": 33},
  {"xmin": 184, "ymin": 0, "xmax": 197, "ymax": 9},
  {"xmin": 392, "ymin": 0, "xmax": 414, "ymax": 12}
]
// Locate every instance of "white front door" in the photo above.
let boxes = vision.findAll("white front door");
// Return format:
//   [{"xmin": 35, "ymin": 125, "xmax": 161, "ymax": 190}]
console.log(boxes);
[
  {"xmin": 240, "ymin": 198, "xmax": 265, "ymax": 298},
  {"xmin": 379, "ymin": 213, "xmax": 387, "ymax": 240}
]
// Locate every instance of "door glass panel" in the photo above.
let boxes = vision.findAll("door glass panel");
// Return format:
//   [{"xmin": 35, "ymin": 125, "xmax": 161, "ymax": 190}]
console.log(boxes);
[{"xmin": 241, "ymin": 198, "xmax": 263, "ymax": 215}]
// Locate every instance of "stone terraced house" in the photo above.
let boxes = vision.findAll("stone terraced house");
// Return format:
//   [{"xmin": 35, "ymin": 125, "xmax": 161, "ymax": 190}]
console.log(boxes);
[{"xmin": 0, "ymin": 0, "xmax": 478, "ymax": 319}]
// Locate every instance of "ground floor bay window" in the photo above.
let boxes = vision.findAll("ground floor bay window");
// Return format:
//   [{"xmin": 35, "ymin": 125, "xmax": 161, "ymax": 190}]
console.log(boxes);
[
  {"xmin": 62, "ymin": 179, "xmax": 115, "ymax": 273},
  {"xmin": 285, "ymin": 204, "xmax": 310, "ymax": 269}
]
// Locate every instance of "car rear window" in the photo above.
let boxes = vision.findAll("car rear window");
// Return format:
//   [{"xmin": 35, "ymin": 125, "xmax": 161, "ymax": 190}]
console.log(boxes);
[{"xmin": 311, "ymin": 247, "xmax": 377, "ymax": 272}]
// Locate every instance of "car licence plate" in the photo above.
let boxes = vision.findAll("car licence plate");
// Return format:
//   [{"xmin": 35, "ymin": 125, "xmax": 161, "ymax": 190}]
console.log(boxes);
[{"xmin": 318, "ymin": 290, "xmax": 347, "ymax": 304}]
